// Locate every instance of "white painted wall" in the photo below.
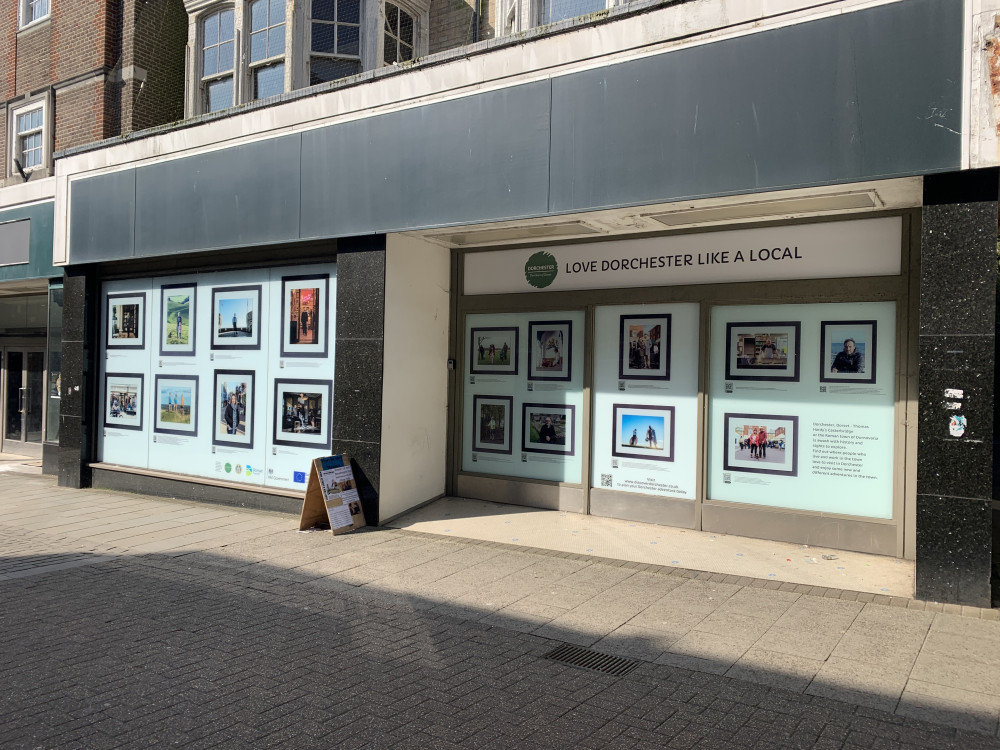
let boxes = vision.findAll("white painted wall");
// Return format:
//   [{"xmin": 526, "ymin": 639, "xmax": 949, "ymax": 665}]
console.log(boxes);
[{"xmin": 378, "ymin": 233, "xmax": 451, "ymax": 522}]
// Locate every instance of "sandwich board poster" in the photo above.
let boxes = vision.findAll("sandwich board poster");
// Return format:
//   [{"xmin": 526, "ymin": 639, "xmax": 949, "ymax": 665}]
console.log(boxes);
[{"xmin": 298, "ymin": 454, "xmax": 366, "ymax": 535}]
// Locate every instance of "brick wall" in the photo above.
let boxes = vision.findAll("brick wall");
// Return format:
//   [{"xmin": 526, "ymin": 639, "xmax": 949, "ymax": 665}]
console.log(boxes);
[
  {"xmin": 121, "ymin": 0, "xmax": 186, "ymax": 133},
  {"xmin": 54, "ymin": 79, "xmax": 108, "ymax": 152}
]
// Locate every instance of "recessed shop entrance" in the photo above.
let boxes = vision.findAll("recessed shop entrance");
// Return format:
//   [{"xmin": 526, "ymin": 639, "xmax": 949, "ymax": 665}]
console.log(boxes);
[
  {"xmin": 1, "ymin": 347, "xmax": 45, "ymax": 458},
  {"xmin": 450, "ymin": 214, "xmax": 915, "ymax": 558}
]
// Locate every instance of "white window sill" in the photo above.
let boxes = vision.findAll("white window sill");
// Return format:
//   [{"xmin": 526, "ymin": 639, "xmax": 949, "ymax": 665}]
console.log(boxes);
[{"xmin": 17, "ymin": 15, "xmax": 51, "ymax": 33}]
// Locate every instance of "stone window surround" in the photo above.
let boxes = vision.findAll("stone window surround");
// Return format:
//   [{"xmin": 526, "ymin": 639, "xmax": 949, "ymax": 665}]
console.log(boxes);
[
  {"xmin": 8, "ymin": 93, "xmax": 52, "ymax": 180},
  {"xmin": 17, "ymin": 0, "xmax": 50, "ymax": 30},
  {"xmin": 183, "ymin": 0, "xmax": 428, "ymax": 117}
]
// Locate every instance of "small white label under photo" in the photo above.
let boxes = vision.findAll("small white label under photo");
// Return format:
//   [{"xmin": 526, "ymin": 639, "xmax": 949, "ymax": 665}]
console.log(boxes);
[{"xmin": 949, "ymin": 414, "xmax": 967, "ymax": 438}]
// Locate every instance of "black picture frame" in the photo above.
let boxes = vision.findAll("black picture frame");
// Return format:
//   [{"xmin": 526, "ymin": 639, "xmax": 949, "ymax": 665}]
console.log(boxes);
[
  {"xmin": 522, "ymin": 402, "xmax": 575, "ymax": 456},
  {"xmin": 528, "ymin": 320, "xmax": 573, "ymax": 382},
  {"xmin": 472, "ymin": 394, "xmax": 514, "ymax": 454},
  {"xmin": 280, "ymin": 274, "xmax": 330, "ymax": 358},
  {"xmin": 272, "ymin": 378, "xmax": 333, "ymax": 449},
  {"xmin": 212, "ymin": 369, "xmax": 255, "ymax": 449},
  {"xmin": 153, "ymin": 374, "xmax": 199, "ymax": 437},
  {"xmin": 819, "ymin": 320, "xmax": 877, "ymax": 385},
  {"xmin": 106, "ymin": 292, "xmax": 146, "ymax": 350},
  {"xmin": 469, "ymin": 326, "xmax": 519, "ymax": 375},
  {"xmin": 159, "ymin": 283, "xmax": 197, "ymax": 357},
  {"xmin": 611, "ymin": 403, "xmax": 675, "ymax": 463},
  {"xmin": 211, "ymin": 285, "xmax": 262, "ymax": 351},
  {"xmin": 725, "ymin": 321, "xmax": 801, "ymax": 382},
  {"xmin": 618, "ymin": 314, "xmax": 671, "ymax": 381},
  {"xmin": 104, "ymin": 373, "xmax": 145, "ymax": 431},
  {"xmin": 722, "ymin": 412, "xmax": 799, "ymax": 477}
]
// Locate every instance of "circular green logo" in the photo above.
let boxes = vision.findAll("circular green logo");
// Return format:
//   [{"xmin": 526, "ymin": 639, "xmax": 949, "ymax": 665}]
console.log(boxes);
[
  {"xmin": 224, "ymin": 463, "xmax": 232, "ymax": 473},
  {"xmin": 525, "ymin": 251, "xmax": 558, "ymax": 289}
]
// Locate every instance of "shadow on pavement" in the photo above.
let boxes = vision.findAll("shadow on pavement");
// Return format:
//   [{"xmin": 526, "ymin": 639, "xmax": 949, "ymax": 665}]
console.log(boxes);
[{"xmin": 1, "ymin": 539, "xmax": 999, "ymax": 750}]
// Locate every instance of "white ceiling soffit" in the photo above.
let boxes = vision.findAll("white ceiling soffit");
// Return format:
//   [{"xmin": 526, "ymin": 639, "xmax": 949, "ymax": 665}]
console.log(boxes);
[{"xmin": 412, "ymin": 178, "xmax": 922, "ymax": 248}]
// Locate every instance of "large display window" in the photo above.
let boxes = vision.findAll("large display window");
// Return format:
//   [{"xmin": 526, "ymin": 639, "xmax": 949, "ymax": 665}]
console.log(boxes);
[
  {"xmin": 590, "ymin": 303, "xmax": 699, "ymax": 500},
  {"xmin": 462, "ymin": 311, "xmax": 585, "ymax": 483},
  {"xmin": 707, "ymin": 301, "xmax": 896, "ymax": 519},
  {"xmin": 98, "ymin": 263, "xmax": 335, "ymax": 490}
]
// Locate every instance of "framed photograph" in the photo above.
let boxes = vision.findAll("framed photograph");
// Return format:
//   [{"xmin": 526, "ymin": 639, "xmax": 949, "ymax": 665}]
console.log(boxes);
[
  {"xmin": 528, "ymin": 320, "xmax": 572, "ymax": 381},
  {"xmin": 273, "ymin": 378, "xmax": 332, "ymax": 449},
  {"xmin": 619, "ymin": 314, "xmax": 671, "ymax": 381},
  {"xmin": 469, "ymin": 326, "xmax": 519, "ymax": 376},
  {"xmin": 280, "ymin": 274, "xmax": 329, "ymax": 358},
  {"xmin": 154, "ymin": 375, "xmax": 198, "ymax": 436},
  {"xmin": 611, "ymin": 403, "xmax": 675, "ymax": 463},
  {"xmin": 820, "ymin": 320, "xmax": 877, "ymax": 384},
  {"xmin": 723, "ymin": 413, "xmax": 799, "ymax": 477},
  {"xmin": 211, "ymin": 285, "xmax": 262, "ymax": 350},
  {"xmin": 213, "ymin": 370, "xmax": 255, "ymax": 449},
  {"xmin": 104, "ymin": 373, "xmax": 144, "ymax": 431},
  {"xmin": 472, "ymin": 395, "xmax": 514, "ymax": 454},
  {"xmin": 522, "ymin": 403, "xmax": 575, "ymax": 456},
  {"xmin": 106, "ymin": 292, "xmax": 146, "ymax": 350},
  {"xmin": 725, "ymin": 322, "xmax": 801, "ymax": 382},
  {"xmin": 159, "ymin": 283, "xmax": 196, "ymax": 356}
]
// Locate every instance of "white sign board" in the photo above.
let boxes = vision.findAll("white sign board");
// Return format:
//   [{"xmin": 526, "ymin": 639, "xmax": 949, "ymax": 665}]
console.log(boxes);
[{"xmin": 464, "ymin": 216, "xmax": 902, "ymax": 295}]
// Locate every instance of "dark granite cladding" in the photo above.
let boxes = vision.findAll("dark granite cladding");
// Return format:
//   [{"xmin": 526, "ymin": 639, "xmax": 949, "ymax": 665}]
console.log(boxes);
[
  {"xmin": 919, "ymin": 203, "xmax": 997, "ymax": 336},
  {"xmin": 335, "ymin": 240, "xmax": 386, "ymax": 341},
  {"xmin": 329, "ymin": 438, "xmax": 381, "ymax": 526},
  {"xmin": 333, "ymin": 237, "xmax": 386, "ymax": 523},
  {"xmin": 915, "ymin": 495, "xmax": 992, "ymax": 606},
  {"xmin": 90, "ymin": 468, "xmax": 301, "ymax": 515},
  {"xmin": 59, "ymin": 269, "xmax": 98, "ymax": 489},
  {"xmin": 917, "ymin": 177, "xmax": 998, "ymax": 606}
]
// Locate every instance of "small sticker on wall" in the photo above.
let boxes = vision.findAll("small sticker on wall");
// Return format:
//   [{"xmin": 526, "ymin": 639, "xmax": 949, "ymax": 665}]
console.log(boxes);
[
  {"xmin": 949, "ymin": 415, "xmax": 967, "ymax": 438},
  {"xmin": 944, "ymin": 388, "xmax": 964, "ymax": 399}
]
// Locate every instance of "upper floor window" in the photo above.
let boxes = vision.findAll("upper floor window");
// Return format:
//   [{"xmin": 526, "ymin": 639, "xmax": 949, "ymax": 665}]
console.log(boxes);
[
  {"xmin": 382, "ymin": 2, "xmax": 413, "ymax": 64},
  {"xmin": 310, "ymin": 0, "xmax": 361, "ymax": 85},
  {"xmin": 202, "ymin": 8, "xmax": 236, "ymax": 113},
  {"xmin": 19, "ymin": 0, "xmax": 49, "ymax": 28},
  {"xmin": 9, "ymin": 98, "xmax": 48, "ymax": 178},
  {"xmin": 535, "ymin": 0, "xmax": 605, "ymax": 25},
  {"xmin": 249, "ymin": 0, "xmax": 286, "ymax": 99}
]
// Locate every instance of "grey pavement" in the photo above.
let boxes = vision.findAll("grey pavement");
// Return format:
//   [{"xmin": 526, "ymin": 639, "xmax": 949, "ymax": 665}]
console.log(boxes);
[{"xmin": 1, "ymin": 473, "xmax": 999, "ymax": 749}]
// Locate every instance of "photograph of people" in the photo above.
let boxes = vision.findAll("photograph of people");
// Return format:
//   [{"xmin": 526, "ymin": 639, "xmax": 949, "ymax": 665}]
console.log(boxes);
[
  {"xmin": 733, "ymin": 423, "xmax": 786, "ymax": 465},
  {"xmin": 288, "ymin": 288, "xmax": 319, "ymax": 345},
  {"xmin": 831, "ymin": 337, "xmax": 864, "ymax": 374},
  {"xmin": 535, "ymin": 329, "xmax": 564, "ymax": 371},
  {"xmin": 218, "ymin": 380, "xmax": 247, "ymax": 437},
  {"xmin": 165, "ymin": 293, "xmax": 190, "ymax": 346},
  {"xmin": 280, "ymin": 391, "xmax": 322, "ymax": 434},
  {"xmin": 529, "ymin": 412, "xmax": 564, "ymax": 446},
  {"xmin": 469, "ymin": 326, "xmax": 518, "ymax": 375},
  {"xmin": 627, "ymin": 324, "xmax": 662, "ymax": 371},
  {"xmin": 619, "ymin": 412, "xmax": 663, "ymax": 453},
  {"xmin": 217, "ymin": 297, "xmax": 253, "ymax": 338},
  {"xmin": 478, "ymin": 403, "xmax": 506, "ymax": 446}
]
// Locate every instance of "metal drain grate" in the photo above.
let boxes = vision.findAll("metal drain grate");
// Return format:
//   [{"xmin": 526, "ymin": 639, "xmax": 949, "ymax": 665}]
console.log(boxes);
[{"xmin": 544, "ymin": 643, "xmax": 640, "ymax": 677}]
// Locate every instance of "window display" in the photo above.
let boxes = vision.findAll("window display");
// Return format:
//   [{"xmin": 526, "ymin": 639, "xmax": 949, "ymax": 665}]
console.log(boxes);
[
  {"xmin": 709, "ymin": 302, "xmax": 896, "ymax": 519},
  {"xmin": 97, "ymin": 263, "xmax": 336, "ymax": 489},
  {"xmin": 618, "ymin": 314, "xmax": 671, "ymax": 381}
]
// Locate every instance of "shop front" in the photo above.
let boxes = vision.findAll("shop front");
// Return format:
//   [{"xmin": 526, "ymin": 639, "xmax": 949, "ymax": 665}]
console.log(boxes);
[{"xmin": 453, "ymin": 214, "xmax": 915, "ymax": 556}]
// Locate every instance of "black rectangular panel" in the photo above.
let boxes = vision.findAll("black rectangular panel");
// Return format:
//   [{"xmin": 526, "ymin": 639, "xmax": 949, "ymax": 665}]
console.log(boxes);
[
  {"xmin": 301, "ymin": 81, "xmax": 551, "ymax": 238},
  {"xmin": 549, "ymin": 0, "xmax": 962, "ymax": 212},
  {"xmin": 134, "ymin": 134, "xmax": 302, "ymax": 256}
]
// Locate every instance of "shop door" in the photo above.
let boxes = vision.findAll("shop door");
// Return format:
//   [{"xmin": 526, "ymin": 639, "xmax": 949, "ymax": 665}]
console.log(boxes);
[{"xmin": 2, "ymin": 349, "xmax": 44, "ymax": 458}]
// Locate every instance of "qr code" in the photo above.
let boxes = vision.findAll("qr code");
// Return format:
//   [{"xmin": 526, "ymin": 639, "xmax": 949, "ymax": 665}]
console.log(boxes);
[
  {"xmin": 601, "ymin": 473, "xmax": 613, "ymax": 488},
  {"xmin": 819, "ymin": 385, "xmax": 827, "ymax": 393},
  {"xmin": 724, "ymin": 382, "xmax": 733, "ymax": 393}
]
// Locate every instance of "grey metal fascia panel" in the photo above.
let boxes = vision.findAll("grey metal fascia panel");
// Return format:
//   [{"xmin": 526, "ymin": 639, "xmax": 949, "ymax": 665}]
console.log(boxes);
[
  {"xmin": 0, "ymin": 219, "xmax": 31, "ymax": 267},
  {"xmin": 300, "ymin": 80, "xmax": 551, "ymax": 239},
  {"xmin": 134, "ymin": 133, "xmax": 302, "ymax": 257},
  {"xmin": 549, "ymin": 0, "xmax": 961, "ymax": 213},
  {"xmin": 0, "ymin": 201, "xmax": 57, "ymax": 280},
  {"xmin": 69, "ymin": 169, "xmax": 136, "ymax": 263}
]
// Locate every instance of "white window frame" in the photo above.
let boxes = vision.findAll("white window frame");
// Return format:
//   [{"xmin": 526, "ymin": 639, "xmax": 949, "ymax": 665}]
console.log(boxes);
[
  {"xmin": 200, "ymin": 5, "xmax": 239, "ymax": 113},
  {"xmin": 8, "ymin": 96, "xmax": 50, "ymax": 179},
  {"xmin": 367, "ymin": 0, "xmax": 427, "ymax": 70},
  {"xmin": 18, "ymin": 0, "xmax": 50, "ymax": 30},
  {"xmin": 246, "ymin": 0, "xmax": 289, "ymax": 100}
]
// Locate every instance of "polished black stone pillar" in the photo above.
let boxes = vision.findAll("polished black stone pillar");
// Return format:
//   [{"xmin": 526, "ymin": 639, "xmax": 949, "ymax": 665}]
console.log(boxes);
[
  {"xmin": 330, "ymin": 236, "xmax": 386, "ymax": 525},
  {"xmin": 917, "ymin": 169, "xmax": 998, "ymax": 606},
  {"xmin": 58, "ymin": 267, "xmax": 98, "ymax": 488}
]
